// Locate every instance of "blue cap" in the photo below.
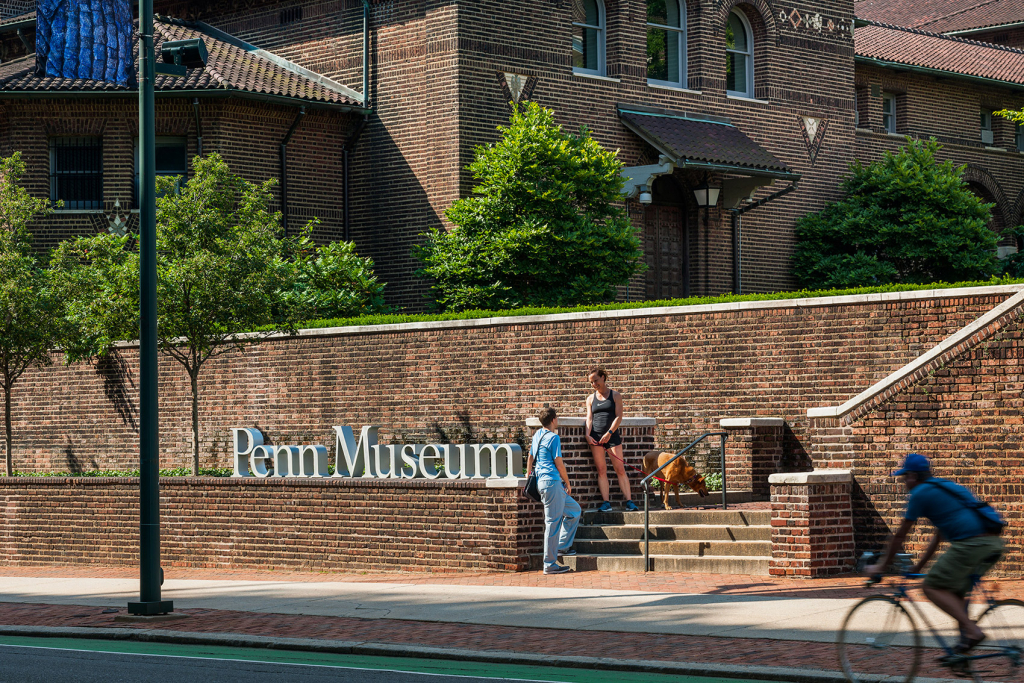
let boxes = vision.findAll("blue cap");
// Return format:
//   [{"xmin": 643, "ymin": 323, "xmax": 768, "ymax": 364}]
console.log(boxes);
[{"xmin": 893, "ymin": 452, "xmax": 930, "ymax": 476}]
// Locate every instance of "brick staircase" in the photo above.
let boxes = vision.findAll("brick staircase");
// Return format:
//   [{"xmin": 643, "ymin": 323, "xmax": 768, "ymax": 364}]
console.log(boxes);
[{"xmin": 530, "ymin": 493, "xmax": 771, "ymax": 574}]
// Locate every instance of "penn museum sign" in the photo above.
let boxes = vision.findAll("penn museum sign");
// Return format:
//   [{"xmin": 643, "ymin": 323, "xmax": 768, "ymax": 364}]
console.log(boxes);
[{"xmin": 231, "ymin": 426, "xmax": 525, "ymax": 480}]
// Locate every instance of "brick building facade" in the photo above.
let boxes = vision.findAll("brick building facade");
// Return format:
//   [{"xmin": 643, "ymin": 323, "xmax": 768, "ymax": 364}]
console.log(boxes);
[{"xmin": 0, "ymin": 1, "xmax": 1021, "ymax": 308}]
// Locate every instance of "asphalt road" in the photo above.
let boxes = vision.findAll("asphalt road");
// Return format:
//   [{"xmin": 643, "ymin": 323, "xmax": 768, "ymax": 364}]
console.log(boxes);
[{"xmin": 0, "ymin": 637, "xmax": 769, "ymax": 683}]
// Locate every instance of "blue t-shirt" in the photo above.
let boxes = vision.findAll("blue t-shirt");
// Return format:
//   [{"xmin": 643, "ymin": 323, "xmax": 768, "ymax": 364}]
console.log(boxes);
[
  {"xmin": 531, "ymin": 428, "xmax": 562, "ymax": 485},
  {"xmin": 905, "ymin": 478, "xmax": 986, "ymax": 541}
]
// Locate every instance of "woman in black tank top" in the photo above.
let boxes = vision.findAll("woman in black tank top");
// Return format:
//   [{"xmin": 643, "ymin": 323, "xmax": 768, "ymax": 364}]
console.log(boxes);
[{"xmin": 586, "ymin": 367, "xmax": 636, "ymax": 512}]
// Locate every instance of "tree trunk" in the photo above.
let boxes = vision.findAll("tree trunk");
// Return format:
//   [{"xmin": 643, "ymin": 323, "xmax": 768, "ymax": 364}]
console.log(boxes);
[
  {"xmin": 191, "ymin": 372, "xmax": 199, "ymax": 476},
  {"xmin": 3, "ymin": 382, "xmax": 12, "ymax": 477}
]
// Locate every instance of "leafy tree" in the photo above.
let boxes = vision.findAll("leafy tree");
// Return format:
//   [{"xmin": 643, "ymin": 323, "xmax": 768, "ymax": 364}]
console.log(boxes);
[
  {"xmin": 0, "ymin": 152, "xmax": 59, "ymax": 476},
  {"xmin": 279, "ymin": 237, "xmax": 387, "ymax": 321},
  {"xmin": 52, "ymin": 153, "xmax": 387, "ymax": 474},
  {"xmin": 54, "ymin": 154, "xmax": 298, "ymax": 475},
  {"xmin": 793, "ymin": 138, "xmax": 999, "ymax": 289},
  {"xmin": 995, "ymin": 108, "xmax": 1023, "ymax": 125},
  {"xmin": 415, "ymin": 101, "xmax": 643, "ymax": 311}
]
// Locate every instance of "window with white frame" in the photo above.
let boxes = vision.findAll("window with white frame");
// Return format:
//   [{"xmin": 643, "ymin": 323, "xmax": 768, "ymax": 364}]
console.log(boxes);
[
  {"xmin": 882, "ymin": 92, "xmax": 896, "ymax": 133},
  {"xmin": 49, "ymin": 137, "xmax": 103, "ymax": 210},
  {"xmin": 647, "ymin": 0, "xmax": 686, "ymax": 87},
  {"xmin": 725, "ymin": 10, "xmax": 753, "ymax": 97},
  {"xmin": 134, "ymin": 136, "xmax": 188, "ymax": 204},
  {"xmin": 981, "ymin": 109, "xmax": 994, "ymax": 145},
  {"xmin": 572, "ymin": 0, "xmax": 605, "ymax": 75}
]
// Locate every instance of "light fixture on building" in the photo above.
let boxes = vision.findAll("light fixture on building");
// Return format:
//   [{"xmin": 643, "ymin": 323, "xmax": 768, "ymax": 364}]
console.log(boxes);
[
  {"xmin": 638, "ymin": 184, "xmax": 653, "ymax": 204},
  {"xmin": 692, "ymin": 175, "xmax": 721, "ymax": 208}
]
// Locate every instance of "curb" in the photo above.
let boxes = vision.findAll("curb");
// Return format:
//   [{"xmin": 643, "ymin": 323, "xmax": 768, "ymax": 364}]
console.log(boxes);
[{"xmin": 0, "ymin": 624, "xmax": 957, "ymax": 683}]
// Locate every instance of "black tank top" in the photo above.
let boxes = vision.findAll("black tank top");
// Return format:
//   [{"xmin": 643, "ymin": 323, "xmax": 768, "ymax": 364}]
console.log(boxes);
[{"xmin": 591, "ymin": 390, "xmax": 616, "ymax": 433}]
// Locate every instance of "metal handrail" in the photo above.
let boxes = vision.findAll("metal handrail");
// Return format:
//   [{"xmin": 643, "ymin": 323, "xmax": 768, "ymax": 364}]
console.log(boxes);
[{"xmin": 641, "ymin": 431, "xmax": 729, "ymax": 572}]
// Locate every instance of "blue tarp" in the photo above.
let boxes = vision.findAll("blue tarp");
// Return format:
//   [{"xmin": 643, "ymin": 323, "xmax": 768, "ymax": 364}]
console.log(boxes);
[{"xmin": 36, "ymin": 0, "xmax": 134, "ymax": 85}]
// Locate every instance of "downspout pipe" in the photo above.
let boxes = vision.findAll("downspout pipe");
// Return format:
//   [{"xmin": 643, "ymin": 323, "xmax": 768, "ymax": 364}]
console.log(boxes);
[
  {"xmin": 191, "ymin": 98, "xmax": 203, "ymax": 157},
  {"xmin": 343, "ymin": 114, "xmax": 370, "ymax": 242},
  {"xmin": 728, "ymin": 182, "xmax": 798, "ymax": 295},
  {"xmin": 362, "ymin": 0, "xmax": 370, "ymax": 108},
  {"xmin": 279, "ymin": 106, "xmax": 306, "ymax": 236}
]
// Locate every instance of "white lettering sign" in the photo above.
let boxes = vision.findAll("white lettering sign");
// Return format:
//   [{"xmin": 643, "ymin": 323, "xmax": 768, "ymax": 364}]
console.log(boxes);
[{"xmin": 231, "ymin": 427, "xmax": 523, "ymax": 481}]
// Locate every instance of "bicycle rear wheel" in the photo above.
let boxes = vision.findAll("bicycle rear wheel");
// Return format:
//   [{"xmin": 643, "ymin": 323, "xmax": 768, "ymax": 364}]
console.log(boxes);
[
  {"xmin": 968, "ymin": 598, "xmax": 1024, "ymax": 682},
  {"xmin": 838, "ymin": 595, "xmax": 921, "ymax": 683}
]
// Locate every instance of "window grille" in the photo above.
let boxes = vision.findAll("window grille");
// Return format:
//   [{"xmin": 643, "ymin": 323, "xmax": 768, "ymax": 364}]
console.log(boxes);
[
  {"xmin": 49, "ymin": 137, "xmax": 103, "ymax": 210},
  {"xmin": 572, "ymin": 0, "xmax": 605, "ymax": 75},
  {"xmin": 647, "ymin": 0, "xmax": 686, "ymax": 87},
  {"xmin": 280, "ymin": 6, "xmax": 302, "ymax": 24},
  {"xmin": 725, "ymin": 11, "xmax": 753, "ymax": 97},
  {"xmin": 1016, "ymin": 123, "xmax": 1023, "ymax": 153}
]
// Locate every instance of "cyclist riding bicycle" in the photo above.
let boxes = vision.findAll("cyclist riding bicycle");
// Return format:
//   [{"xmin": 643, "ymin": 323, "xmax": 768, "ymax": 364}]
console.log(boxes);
[{"xmin": 866, "ymin": 452, "xmax": 1005, "ymax": 654}]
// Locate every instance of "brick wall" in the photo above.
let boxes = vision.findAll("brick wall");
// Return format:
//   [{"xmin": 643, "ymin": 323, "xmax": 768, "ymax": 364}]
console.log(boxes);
[
  {"xmin": 0, "ymin": 97, "xmax": 358, "ymax": 252},
  {"xmin": 808, "ymin": 292, "xmax": 1024, "ymax": 575},
  {"xmin": 0, "ymin": 477, "xmax": 544, "ymax": 572},
  {"xmin": 3, "ymin": 287, "xmax": 1014, "ymax": 480},
  {"xmin": 769, "ymin": 471, "xmax": 856, "ymax": 577},
  {"xmin": 526, "ymin": 419, "xmax": 656, "ymax": 507}
]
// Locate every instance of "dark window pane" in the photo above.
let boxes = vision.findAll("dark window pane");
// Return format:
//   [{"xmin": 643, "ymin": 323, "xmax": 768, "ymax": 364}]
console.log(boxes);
[
  {"xmin": 647, "ymin": 27, "xmax": 668, "ymax": 81},
  {"xmin": 50, "ymin": 137, "xmax": 103, "ymax": 210},
  {"xmin": 648, "ymin": 0, "xmax": 668, "ymax": 26},
  {"xmin": 727, "ymin": 13, "xmax": 746, "ymax": 51},
  {"xmin": 572, "ymin": 0, "xmax": 599, "ymax": 25},
  {"xmin": 155, "ymin": 143, "xmax": 187, "ymax": 174},
  {"xmin": 573, "ymin": 24, "xmax": 599, "ymax": 70}
]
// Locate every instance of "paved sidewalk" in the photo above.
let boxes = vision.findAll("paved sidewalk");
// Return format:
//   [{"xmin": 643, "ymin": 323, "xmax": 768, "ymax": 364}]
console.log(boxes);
[{"xmin": 1, "ymin": 566, "xmax": 1019, "ymax": 682}]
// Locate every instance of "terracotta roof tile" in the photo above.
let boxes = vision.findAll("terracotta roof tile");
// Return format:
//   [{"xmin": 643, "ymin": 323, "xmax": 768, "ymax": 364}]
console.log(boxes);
[
  {"xmin": 0, "ymin": 14, "xmax": 362, "ymax": 108},
  {"xmin": 854, "ymin": 0, "xmax": 1024, "ymax": 34},
  {"xmin": 855, "ymin": 21, "xmax": 1024, "ymax": 86}
]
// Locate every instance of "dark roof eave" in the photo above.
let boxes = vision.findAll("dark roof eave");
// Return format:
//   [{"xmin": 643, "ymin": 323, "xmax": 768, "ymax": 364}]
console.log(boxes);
[
  {"xmin": 677, "ymin": 159, "xmax": 801, "ymax": 181},
  {"xmin": 0, "ymin": 17, "xmax": 36, "ymax": 34},
  {"xmin": 855, "ymin": 54, "xmax": 1024, "ymax": 92},
  {"xmin": 619, "ymin": 115, "xmax": 798, "ymax": 181},
  {"xmin": 0, "ymin": 86, "xmax": 371, "ymax": 113}
]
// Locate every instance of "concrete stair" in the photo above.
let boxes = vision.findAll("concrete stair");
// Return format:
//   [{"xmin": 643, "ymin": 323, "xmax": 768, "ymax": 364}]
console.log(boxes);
[{"xmin": 530, "ymin": 502, "xmax": 772, "ymax": 574}]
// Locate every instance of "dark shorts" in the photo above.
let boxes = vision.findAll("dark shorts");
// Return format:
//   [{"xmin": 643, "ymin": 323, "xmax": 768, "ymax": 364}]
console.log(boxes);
[
  {"xmin": 924, "ymin": 535, "xmax": 1004, "ymax": 597},
  {"xmin": 589, "ymin": 429, "xmax": 622, "ymax": 448}
]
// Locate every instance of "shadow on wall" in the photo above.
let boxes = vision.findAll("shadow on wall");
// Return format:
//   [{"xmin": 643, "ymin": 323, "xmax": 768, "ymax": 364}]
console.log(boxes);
[
  {"xmin": 850, "ymin": 478, "xmax": 893, "ymax": 553},
  {"xmin": 782, "ymin": 423, "xmax": 813, "ymax": 473},
  {"xmin": 94, "ymin": 351, "xmax": 138, "ymax": 433}
]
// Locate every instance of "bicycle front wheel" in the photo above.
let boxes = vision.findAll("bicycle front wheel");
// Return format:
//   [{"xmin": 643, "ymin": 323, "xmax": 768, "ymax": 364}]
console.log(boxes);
[
  {"xmin": 838, "ymin": 595, "xmax": 921, "ymax": 683},
  {"xmin": 968, "ymin": 598, "xmax": 1024, "ymax": 682}
]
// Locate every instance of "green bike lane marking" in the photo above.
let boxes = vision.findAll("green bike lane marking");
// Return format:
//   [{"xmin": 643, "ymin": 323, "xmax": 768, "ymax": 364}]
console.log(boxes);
[{"xmin": 0, "ymin": 635, "xmax": 772, "ymax": 683}]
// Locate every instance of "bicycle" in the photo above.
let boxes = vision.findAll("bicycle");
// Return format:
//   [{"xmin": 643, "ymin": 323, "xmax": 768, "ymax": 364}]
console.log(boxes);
[{"xmin": 837, "ymin": 553, "xmax": 1024, "ymax": 682}]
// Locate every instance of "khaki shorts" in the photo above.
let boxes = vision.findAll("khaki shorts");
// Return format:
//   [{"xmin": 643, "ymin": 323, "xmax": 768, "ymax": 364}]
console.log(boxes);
[{"xmin": 925, "ymin": 535, "xmax": 1004, "ymax": 597}]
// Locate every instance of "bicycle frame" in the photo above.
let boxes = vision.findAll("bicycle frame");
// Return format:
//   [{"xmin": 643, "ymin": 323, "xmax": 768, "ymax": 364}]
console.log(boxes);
[{"xmin": 883, "ymin": 572, "xmax": 1007, "ymax": 665}]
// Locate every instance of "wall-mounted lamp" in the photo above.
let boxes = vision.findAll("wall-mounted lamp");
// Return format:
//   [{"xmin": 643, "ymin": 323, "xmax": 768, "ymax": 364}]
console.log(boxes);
[
  {"xmin": 638, "ymin": 184, "xmax": 653, "ymax": 205},
  {"xmin": 692, "ymin": 176, "xmax": 721, "ymax": 208}
]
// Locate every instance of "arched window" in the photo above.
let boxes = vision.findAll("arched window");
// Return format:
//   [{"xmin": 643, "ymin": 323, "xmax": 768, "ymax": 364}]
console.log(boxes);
[
  {"xmin": 725, "ymin": 10, "xmax": 753, "ymax": 97},
  {"xmin": 647, "ymin": 0, "xmax": 686, "ymax": 87},
  {"xmin": 572, "ymin": 0, "xmax": 605, "ymax": 75}
]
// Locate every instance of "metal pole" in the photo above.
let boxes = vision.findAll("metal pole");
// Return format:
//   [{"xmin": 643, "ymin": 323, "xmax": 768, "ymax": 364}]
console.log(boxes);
[
  {"xmin": 128, "ymin": 0, "xmax": 172, "ymax": 616},
  {"xmin": 643, "ymin": 484, "xmax": 650, "ymax": 572},
  {"xmin": 720, "ymin": 433, "xmax": 728, "ymax": 511}
]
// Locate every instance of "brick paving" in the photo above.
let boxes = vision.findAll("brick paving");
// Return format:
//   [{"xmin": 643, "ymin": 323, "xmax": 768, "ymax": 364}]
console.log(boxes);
[{"xmin": 2, "ymin": 565, "xmax": 1023, "ymax": 678}]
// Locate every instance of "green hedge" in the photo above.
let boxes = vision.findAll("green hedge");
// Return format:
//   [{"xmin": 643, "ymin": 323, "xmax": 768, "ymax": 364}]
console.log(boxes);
[
  {"xmin": 270, "ymin": 276, "xmax": 1024, "ymax": 333},
  {"xmin": 11, "ymin": 467, "xmax": 234, "ymax": 478}
]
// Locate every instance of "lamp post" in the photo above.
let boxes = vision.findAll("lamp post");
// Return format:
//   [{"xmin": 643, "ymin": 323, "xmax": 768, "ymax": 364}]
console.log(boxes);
[
  {"xmin": 126, "ymin": 0, "xmax": 170, "ymax": 617},
  {"xmin": 692, "ymin": 175, "xmax": 720, "ymax": 297}
]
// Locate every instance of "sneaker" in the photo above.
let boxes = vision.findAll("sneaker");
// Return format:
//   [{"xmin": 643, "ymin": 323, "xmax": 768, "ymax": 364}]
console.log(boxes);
[
  {"xmin": 559, "ymin": 547, "xmax": 577, "ymax": 557},
  {"xmin": 598, "ymin": 501, "xmax": 613, "ymax": 512},
  {"xmin": 543, "ymin": 564, "xmax": 572, "ymax": 575},
  {"xmin": 624, "ymin": 500, "xmax": 640, "ymax": 512}
]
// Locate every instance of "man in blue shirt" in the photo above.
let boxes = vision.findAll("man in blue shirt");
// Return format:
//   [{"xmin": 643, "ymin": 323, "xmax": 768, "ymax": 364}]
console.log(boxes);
[
  {"xmin": 526, "ymin": 408, "xmax": 581, "ymax": 575},
  {"xmin": 867, "ymin": 453, "xmax": 1004, "ymax": 651}
]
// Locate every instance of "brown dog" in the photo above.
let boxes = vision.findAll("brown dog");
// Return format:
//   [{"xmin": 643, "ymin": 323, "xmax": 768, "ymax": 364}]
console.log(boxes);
[{"xmin": 641, "ymin": 450, "xmax": 710, "ymax": 509}]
